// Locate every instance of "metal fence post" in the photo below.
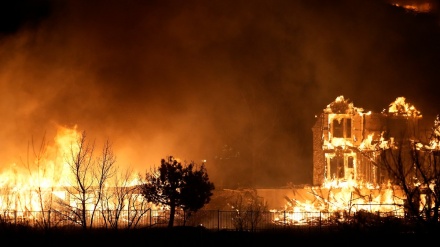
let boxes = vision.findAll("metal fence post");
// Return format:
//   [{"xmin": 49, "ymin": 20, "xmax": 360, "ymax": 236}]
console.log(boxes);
[
  {"xmin": 319, "ymin": 211, "xmax": 322, "ymax": 228},
  {"xmin": 48, "ymin": 210, "xmax": 51, "ymax": 228},
  {"xmin": 284, "ymin": 210, "xmax": 286, "ymax": 226}
]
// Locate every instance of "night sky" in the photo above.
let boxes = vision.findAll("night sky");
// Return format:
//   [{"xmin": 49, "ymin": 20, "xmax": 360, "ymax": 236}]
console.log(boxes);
[{"xmin": 0, "ymin": 0, "xmax": 439, "ymax": 188}]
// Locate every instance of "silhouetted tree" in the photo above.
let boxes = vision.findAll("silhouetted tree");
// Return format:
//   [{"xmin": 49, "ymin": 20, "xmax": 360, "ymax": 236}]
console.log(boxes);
[
  {"xmin": 379, "ymin": 115, "xmax": 440, "ymax": 225},
  {"xmin": 141, "ymin": 156, "xmax": 214, "ymax": 227},
  {"xmin": 22, "ymin": 133, "xmax": 60, "ymax": 230},
  {"xmin": 59, "ymin": 131, "xmax": 116, "ymax": 230},
  {"xmin": 100, "ymin": 168, "xmax": 149, "ymax": 229},
  {"xmin": 228, "ymin": 189, "xmax": 268, "ymax": 231}
]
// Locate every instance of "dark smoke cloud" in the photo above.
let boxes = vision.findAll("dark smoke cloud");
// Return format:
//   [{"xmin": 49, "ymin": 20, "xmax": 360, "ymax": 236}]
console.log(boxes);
[{"xmin": 0, "ymin": 0, "xmax": 439, "ymax": 188}]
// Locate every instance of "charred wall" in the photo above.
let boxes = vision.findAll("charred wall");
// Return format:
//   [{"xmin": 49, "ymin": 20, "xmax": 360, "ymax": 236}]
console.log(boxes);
[{"xmin": 312, "ymin": 114, "xmax": 326, "ymax": 186}]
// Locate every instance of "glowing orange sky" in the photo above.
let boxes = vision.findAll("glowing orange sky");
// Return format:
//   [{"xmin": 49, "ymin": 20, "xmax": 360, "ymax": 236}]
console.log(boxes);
[{"xmin": 0, "ymin": 0, "xmax": 439, "ymax": 188}]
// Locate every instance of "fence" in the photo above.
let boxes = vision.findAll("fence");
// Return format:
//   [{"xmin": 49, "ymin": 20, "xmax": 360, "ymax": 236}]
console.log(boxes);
[{"xmin": 0, "ymin": 208, "xmax": 406, "ymax": 231}]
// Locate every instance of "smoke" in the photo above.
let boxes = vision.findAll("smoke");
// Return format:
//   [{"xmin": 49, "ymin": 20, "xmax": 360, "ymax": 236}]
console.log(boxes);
[{"xmin": 0, "ymin": 0, "xmax": 439, "ymax": 187}]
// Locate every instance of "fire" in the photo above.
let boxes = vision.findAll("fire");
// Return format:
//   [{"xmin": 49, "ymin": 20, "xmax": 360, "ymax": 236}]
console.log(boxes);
[
  {"xmin": 0, "ymin": 124, "xmax": 155, "ymax": 227},
  {"xmin": 274, "ymin": 179, "xmax": 405, "ymax": 225},
  {"xmin": 358, "ymin": 132, "xmax": 391, "ymax": 151},
  {"xmin": 387, "ymin": 96, "xmax": 421, "ymax": 117},
  {"xmin": 0, "ymin": 125, "xmax": 80, "ymax": 214},
  {"xmin": 422, "ymin": 114, "xmax": 440, "ymax": 150},
  {"xmin": 390, "ymin": 1, "xmax": 435, "ymax": 13}
]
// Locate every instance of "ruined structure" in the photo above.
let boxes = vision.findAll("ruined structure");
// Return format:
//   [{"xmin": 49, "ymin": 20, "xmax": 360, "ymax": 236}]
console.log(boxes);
[{"xmin": 312, "ymin": 96, "xmax": 424, "ymax": 186}]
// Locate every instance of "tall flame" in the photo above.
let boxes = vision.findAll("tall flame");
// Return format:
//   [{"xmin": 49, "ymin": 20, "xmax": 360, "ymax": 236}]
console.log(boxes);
[
  {"xmin": 0, "ymin": 125, "xmax": 81, "ymax": 213},
  {"xmin": 387, "ymin": 96, "xmax": 421, "ymax": 117}
]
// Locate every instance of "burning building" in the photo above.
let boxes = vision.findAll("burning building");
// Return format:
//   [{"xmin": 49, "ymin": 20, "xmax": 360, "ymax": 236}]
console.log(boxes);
[
  {"xmin": 225, "ymin": 96, "xmax": 440, "ymax": 225},
  {"xmin": 249, "ymin": 96, "xmax": 429, "ymax": 224},
  {"xmin": 312, "ymin": 95, "xmax": 423, "ymax": 187}
]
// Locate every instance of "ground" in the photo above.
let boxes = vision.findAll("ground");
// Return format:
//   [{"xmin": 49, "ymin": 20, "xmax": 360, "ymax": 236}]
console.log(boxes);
[{"xmin": 0, "ymin": 223, "xmax": 434, "ymax": 247}]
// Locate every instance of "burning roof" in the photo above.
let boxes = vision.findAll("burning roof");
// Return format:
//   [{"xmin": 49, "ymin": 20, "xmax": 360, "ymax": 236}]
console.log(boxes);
[
  {"xmin": 385, "ymin": 96, "xmax": 422, "ymax": 117},
  {"xmin": 324, "ymin": 95, "xmax": 364, "ymax": 114}
]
